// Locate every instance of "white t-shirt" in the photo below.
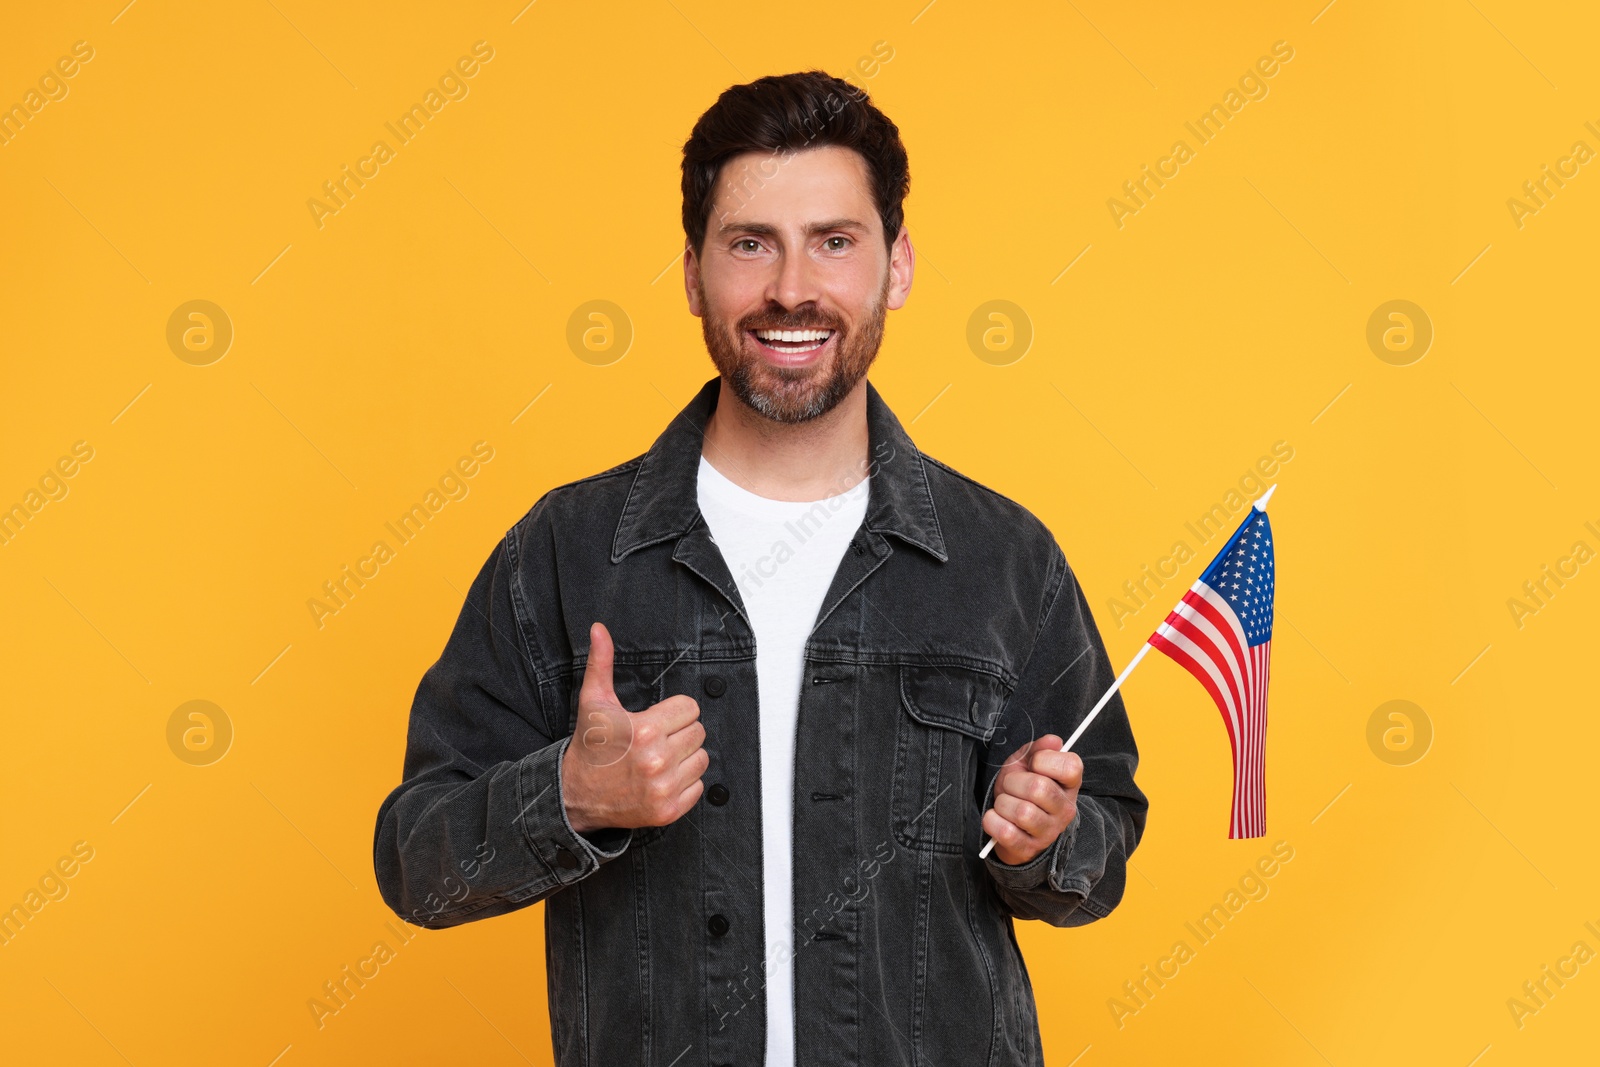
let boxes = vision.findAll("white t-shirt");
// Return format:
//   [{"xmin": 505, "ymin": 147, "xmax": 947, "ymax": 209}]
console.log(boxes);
[{"xmin": 695, "ymin": 452, "xmax": 872, "ymax": 1067}]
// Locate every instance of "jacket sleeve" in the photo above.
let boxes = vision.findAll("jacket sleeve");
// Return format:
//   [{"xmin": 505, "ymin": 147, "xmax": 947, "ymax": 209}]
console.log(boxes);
[
  {"xmin": 980, "ymin": 537, "xmax": 1148, "ymax": 927},
  {"xmin": 372, "ymin": 516, "xmax": 632, "ymax": 930}
]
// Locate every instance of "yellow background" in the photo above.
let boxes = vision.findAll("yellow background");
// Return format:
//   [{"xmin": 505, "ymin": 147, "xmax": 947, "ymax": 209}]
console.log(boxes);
[{"xmin": 3, "ymin": 1, "xmax": 1595, "ymax": 1063}]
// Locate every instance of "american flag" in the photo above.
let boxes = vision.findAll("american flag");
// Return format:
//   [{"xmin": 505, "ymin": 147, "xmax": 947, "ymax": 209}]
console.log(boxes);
[{"xmin": 1148, "ymin": 501, "xmax": 1275, "ymax": 839}]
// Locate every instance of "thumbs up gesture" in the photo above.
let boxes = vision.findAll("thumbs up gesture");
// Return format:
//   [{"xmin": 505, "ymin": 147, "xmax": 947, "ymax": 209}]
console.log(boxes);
[
  {"xmin": 982, "ymin": 734, "xmax": 1082, "ymax": 866},
  {"xmin": 560, "ymin": 622, "xmax": 710, "ymax": 835}
]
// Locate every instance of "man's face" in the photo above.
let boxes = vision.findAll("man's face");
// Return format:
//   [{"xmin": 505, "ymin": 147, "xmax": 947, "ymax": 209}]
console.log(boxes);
[{"xmin": 686, "ymin": 144, "xmax": 913, "ymax": 423}]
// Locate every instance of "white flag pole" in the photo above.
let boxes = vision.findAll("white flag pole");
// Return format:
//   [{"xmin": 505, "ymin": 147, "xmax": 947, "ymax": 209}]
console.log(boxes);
[{"xmin": 976, "ymin": 484, "xmax": 1277, "ymax": 861}]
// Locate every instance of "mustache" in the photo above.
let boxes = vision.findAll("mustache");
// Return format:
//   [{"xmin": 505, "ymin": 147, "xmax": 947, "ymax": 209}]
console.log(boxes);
[{"xmin": 739, "ymin": 314, "xmax": 842, "ymax": 332}]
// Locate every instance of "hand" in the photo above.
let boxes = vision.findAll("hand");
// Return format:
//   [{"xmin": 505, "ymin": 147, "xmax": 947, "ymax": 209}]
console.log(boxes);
[
  {"xmin": 982, "ymin": 734, "xmax": 1082, "ymax": 866},
  {"xmin": 560, "ymin": 621, "xmax": 709, "ymax": 835}
]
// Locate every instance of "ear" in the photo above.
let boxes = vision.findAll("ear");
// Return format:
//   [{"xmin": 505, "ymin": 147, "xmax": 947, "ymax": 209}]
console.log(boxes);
[
  {"xmin": 886, "ymin": 224, "xmax": 914, "ymax": 312},
  {"xmin": 683, "ymin": 240, "xmax": 704, "ymax": 318}
]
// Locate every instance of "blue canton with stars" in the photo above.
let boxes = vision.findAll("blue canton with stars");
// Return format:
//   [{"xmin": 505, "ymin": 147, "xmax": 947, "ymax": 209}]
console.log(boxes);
[{"xmin": 1197, "ymin": 510, "xmax": 1275, "ymax": 646}]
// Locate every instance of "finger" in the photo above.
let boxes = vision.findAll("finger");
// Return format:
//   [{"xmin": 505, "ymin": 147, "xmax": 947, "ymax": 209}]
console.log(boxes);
[
  {"xmin": 996, "ymin": 748, "xmax": 1057, "ymax": 797},
  {"xmin": 649, "ymin": 693, "xmax": 703, "ymax": 736},
  {"xmin": 992, "ymin": 792, "xmax": 1053, "ymax": 840},
  {"xmin": 666, "ymin": 716, "xmax": 707, "ymax": 765},
  {"xmin": 1031, "ymin": 733, "xmax": 1065, "ymax": 753},
  {"xmin": 994, "ymin": 749, "xmax": 1032, "ymax": 800},
  {"xmin": 673, "ymin": 743, "xmax": 710, "ymax": 792},
  {"xmin": 995, "ymin": 739, "xmax": 1037, "ymax": 799},
  {"xmin": 579, "ymin": 622, "xmax": 620, "ymax": 709},
  {"xmin": 981, "ymin": 807, "xmax": 1019, "ymax": 847},
  {"xmin": 672, "ymin": 777, "xmax": 705, "ymax": 821},
  {"xmin": 1003, "ymin": 768, "xmax": 1071, "ymax": 817},
  {"xmin": 1029, "ymin": 749, "xmax": 1083, "ymax": 789},
  {"xmin": 665, "ymin": 747, "xmax": 708, "ymax": 815},
  {"xmin": 998, "ymin": 734, "xmax": 1062, "ymax": 786},
  {"xmin": 982, "ymin": 807, "xmax": 1039, "ymax": 855}
]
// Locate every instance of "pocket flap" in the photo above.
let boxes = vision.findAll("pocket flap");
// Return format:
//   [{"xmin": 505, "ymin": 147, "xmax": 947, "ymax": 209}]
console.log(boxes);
[{"xmin": 899, "ymin": 664, "xmax": 1008, "ymax": 742}]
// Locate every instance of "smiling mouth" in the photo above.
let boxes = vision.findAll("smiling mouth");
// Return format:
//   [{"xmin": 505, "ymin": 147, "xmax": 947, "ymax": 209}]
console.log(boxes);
[{"xmin": 747, "ymin": 327, "xmax": 834, "ymax": 357}]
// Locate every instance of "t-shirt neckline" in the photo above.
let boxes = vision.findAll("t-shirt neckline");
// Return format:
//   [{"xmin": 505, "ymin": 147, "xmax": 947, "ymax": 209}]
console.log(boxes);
[{"xmin": 697, "ymin": 453, "xmax": 870, "ymax": 519}]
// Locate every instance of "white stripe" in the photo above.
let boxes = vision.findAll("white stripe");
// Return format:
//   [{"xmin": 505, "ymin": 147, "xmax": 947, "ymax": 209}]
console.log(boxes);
[
  {"xmin": 1261, "ymin": 644, "xmax": 1270, "ymax": 832},
  {"xmin": 1154, "ymin": 621, "xmax": 1245, "ymax": 767},
  {"xmin": 1197, "ymin": 581, "xmax": 1260, "ymax": 834},
  {"xmin": 1192, "ymin": 583, "xmax": 1250, "ymax": 654},
  {"xmin": 1194, "ymin": 582, "xmax": 1256, "ymax": 711},
  {"xmin": 1247, "ymin": 645, "xmax": 1259, "ymax": 834},
  {"xmin": 1241, "ymin": 641, "xmax": 1268, "ymax": 835},
  {"xmin": 1186, "ymin": 583, "xmax": 1257, "ymax": 836},
  {"xmin": 1250, "ymin": 643, "xmax": 1260, "ymax": 833},
  {"xmin": 1170, "ymin": 582, "xmax": 1271, "ymax": 838},
  {"xmin": 1170, "ymin": 597, "xmax": 1248, "ymax": 714},
  {"xmin": 1244, "ymin": 645, "xmax": 1257, "ymax": 837},
  {"xmin": 1257, "ymin": 645, "xmax": 1267, "ymax": 833}
]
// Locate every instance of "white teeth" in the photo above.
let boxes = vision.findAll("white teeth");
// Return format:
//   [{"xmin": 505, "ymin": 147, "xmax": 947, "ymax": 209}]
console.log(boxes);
[{"xmin": 755, "ymin": 328, "xmax": 831, "ymax": 343}]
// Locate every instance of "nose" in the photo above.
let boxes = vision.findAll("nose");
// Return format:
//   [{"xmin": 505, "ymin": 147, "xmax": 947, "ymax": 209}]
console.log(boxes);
[{"xmin": 765, "ymin": 242, "xmax": 824, "ymax": 314}]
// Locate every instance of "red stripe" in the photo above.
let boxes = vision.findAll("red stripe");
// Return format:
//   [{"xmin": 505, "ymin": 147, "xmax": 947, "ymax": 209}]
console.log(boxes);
[
  {"xmin": 1231, "ymin": 640, "xmax": 1271, "ymax": 838},
  {"xmin": 1150, "ymin": 630, "xmax": 1241, "ymax": 784},
  {"xmin": 1158, "ymin": 595, "xmax": 1273, "ymax": 838},
  {"xmin": 1242, "ymin": 644, "xmax": 1258, "ymax": 838},
  {"xmin": 1241, "ymin": 652, "xmax": 1254, "ymax": 841},
  {"xmin": 1164, "ymin": 610, "xmax": 1246, "ymax": 722},
  {"xmin": 1243, "ymin": 645, "xmax": 1257, "ymax": 837},
  {"xmin": 1183, "ymin": 588, "xmax": 1249, "ymax": 677}
]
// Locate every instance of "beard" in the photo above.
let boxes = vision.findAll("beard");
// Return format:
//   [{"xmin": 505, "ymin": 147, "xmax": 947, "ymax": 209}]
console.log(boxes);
[{"xmin": 699, "ymin": 271, "xmax": 889, "ymax": 424}]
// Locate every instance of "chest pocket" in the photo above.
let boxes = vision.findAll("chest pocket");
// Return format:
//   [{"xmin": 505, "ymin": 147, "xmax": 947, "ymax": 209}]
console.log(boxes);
[
  {"xmin": 891, "ymin": 663, "xmax": 1010, "ymax": 855},
  {"xmin": 564, "ymin": 658, "xmax": 671, "ymax": 848}
]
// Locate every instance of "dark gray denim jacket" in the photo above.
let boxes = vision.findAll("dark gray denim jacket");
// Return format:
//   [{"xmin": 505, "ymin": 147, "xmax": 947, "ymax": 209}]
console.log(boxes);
[{"xmin": 373, "ymin": 374, "xmax": 1147, "ymax": 1066}]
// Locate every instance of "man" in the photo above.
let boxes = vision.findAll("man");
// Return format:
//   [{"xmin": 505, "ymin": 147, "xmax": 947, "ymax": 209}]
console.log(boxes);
[{"xmin": 373, "ymin": 70, "xmax": 1146, "ymax": 1066}]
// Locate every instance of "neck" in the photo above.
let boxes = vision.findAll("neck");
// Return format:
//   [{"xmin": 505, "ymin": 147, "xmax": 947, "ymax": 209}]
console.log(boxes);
[{"xmin": 700, "ymin": 377, "xmax": 870, "ymax": 502}]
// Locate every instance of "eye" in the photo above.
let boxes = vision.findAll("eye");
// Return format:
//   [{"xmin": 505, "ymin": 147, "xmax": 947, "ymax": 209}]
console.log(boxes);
[
  {"xmin": 824, "ymin": 236, "xmax": 851, "ymax": 251},
  {"xmin": 734, "ymin": 238, "xmax": 763, "ymax": 253}
]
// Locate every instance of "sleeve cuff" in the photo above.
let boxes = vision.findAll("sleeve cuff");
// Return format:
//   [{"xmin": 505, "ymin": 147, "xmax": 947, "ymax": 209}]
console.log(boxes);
[
  {"xmin": 1049, "ymin": 800, "xmax": 1108, "ymax": 900},
  {"xmin": 982, "ymin": 811, "xmax": 1079, "ymax": 891},
  {"xmin": 578, "ymin": 823, "xmax": 633, "ymax": 854},
  {"xmin": 516, "ymin": 734, "xmax": 632, "ymax": 887}
]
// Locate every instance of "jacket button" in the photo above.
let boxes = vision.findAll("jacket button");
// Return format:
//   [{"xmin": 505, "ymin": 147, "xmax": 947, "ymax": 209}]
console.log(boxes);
[
  {"xmin": 703, "ymin": 675, "xmax": 726, "ymax": 697},
  {"xmin": 708, "ymin": 782, "xmax": 729, "ymax": 806},
  {"xmin": 555, "ymin": 847, "xmax": 579, "ymax": 870},
  {"xmin": 707, "ymin": 913, "xmax": 729, "ymax": 936}
]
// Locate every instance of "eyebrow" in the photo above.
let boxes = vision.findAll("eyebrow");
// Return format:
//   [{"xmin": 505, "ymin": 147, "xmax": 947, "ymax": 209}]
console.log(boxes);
[{"xmin": 714, "ymin": 217, "xmax": 871, "ymax": 239}]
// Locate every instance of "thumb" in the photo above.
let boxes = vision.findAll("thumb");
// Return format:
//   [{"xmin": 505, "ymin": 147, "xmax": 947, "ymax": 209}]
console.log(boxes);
[
  {"xmin": 1028, "ymin": 733, "xmax": 1065, "ymax": 771},
  {"xmin": 580, "ymin": 622, "xmax": 621, "ymax": 710},
  {"xmin": 1005, "ymin": 734, "xmax": 1062, "ymax": 767}
]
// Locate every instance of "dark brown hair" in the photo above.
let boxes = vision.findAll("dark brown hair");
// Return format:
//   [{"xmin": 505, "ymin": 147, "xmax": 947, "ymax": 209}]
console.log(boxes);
[{"xmin": 680, "ymin": 70, "xmax": 910, "ymax": 258}]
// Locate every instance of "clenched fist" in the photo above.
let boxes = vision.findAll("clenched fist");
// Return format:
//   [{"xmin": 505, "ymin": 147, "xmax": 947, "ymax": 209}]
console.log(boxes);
[
  {"xmin": 982, "ymin": 734, "xmax": 1082, "ymax": 866},
  {"xmin": 560, "ymin": 621, "xmax": 710, "ymax": 835}
]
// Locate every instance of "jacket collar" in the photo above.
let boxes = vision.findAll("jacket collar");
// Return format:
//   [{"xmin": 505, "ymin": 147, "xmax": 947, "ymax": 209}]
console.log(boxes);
[{"xmin": 612, "ymin": 375, "xmax": 948, "ymax": 564}]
